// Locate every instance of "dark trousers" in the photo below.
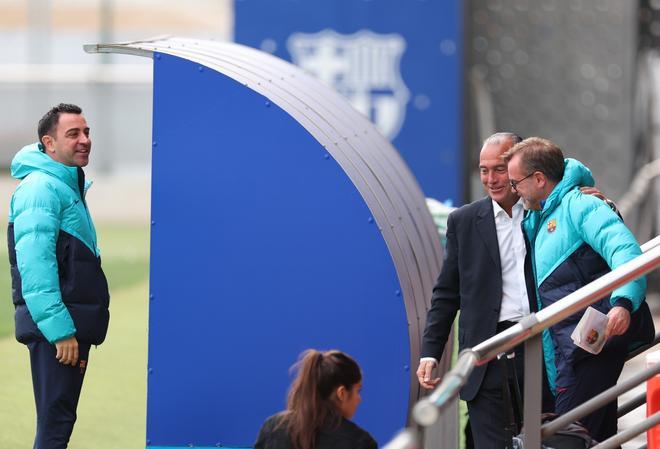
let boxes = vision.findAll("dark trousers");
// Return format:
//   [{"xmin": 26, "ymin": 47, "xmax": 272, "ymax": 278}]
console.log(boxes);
[
  {"xmin": 27, "ymin": 341, "xmax": 91, "ymax": 449},
  {"xmin": 554, "ymin": 348, "xmax": 626, "ymax": 443},
  {"xmin": 467, "ymin": 322, "xmax": 555, "ymax": 449}
]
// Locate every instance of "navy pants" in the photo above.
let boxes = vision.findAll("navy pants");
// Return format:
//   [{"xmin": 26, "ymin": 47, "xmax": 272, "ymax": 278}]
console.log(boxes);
[
  {"xmin": 27, "ymin": 341, "xmax": 91, "ymax": 449},
  {"xmin": 555, "ymin": 348, "xmax": 626, "ymax": 444}
]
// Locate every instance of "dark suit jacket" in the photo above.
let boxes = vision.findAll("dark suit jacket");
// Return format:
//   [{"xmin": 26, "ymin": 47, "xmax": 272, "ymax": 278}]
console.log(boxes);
[{"xmin": 421, "ymin": 197, "xmax": 537, "ymax": 401}]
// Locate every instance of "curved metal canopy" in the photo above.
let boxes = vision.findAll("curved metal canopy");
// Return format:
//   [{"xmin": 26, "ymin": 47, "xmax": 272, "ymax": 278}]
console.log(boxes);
[{"xmin": 85, "ymin": 36, "xmax": 444, "ymax": 406}]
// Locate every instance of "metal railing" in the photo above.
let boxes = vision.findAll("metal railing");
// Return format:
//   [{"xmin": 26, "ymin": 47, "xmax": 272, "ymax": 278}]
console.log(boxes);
[{"xmin": 384, "ymin": 235, "xmax": 660, "ymax": 449}]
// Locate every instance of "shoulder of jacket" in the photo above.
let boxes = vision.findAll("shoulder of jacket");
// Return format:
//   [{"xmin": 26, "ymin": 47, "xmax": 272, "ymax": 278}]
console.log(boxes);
[
  {"xmin": 450, "ymin": 198, "xmax": 489, "ymax": 220},
  {"xmin": 340, "ymin": 420, "xmax": 377, "ymax": 446},
  {"xmin": 13, "ymin": 172, "xmax": 64, "ymax": 203},
  {"xmin": 560, "ymin": 189, "xmax": 603, "ymax": 223},
  {"xmin": 17, "ymin": 170, "xmax": 66, "ymax": 192}
]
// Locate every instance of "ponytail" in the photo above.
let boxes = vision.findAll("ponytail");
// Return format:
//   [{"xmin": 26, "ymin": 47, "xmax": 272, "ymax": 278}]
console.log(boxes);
[{"xmin": 281, "ymin": 350, "xmax": 361, "ymax": 449}]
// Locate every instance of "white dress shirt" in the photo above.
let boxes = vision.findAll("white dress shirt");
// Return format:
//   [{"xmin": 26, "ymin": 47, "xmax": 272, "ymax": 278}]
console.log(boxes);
[
  {"xmin": 420, "ymin": 199, "xmax": 533, "ymax": 366},
  {"xmin": 492, "ymin": 198, "xmax": 530, "ymax": 322}
]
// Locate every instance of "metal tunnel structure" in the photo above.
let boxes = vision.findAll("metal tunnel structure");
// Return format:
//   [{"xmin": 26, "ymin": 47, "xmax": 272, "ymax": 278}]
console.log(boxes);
[{"xmin": 85, "ymin": 36, "xmax": 444, "ymax": 448}]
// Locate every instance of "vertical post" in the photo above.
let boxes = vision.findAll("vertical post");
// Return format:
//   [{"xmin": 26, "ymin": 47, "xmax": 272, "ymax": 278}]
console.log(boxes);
[
  {"xmin": 523, "ymin": 334, "xmax": 543, "ymax": 449},
  {"xmin": 423, "ymin": 395, "xmax": 458, "ymax": 449}
]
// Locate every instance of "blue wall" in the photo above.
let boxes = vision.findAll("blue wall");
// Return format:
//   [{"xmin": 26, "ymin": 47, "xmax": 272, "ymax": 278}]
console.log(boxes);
[
  {"xmin": 235, "ymin": 0, "xmax": 463, "ymax": 204},
  {"xmin": 146, "ymin": 53, "xmax": 411, "ymax": 447}
]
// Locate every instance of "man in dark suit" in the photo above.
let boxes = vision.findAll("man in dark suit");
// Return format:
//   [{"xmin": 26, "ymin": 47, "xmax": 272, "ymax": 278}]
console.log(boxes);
[{"xmin": 416, "ymin": 132, "xmax": 538, "ymax": 449}]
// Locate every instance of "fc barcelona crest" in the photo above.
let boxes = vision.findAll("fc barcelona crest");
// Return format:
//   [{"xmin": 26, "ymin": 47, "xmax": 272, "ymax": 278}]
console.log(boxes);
[
  {"xmin": 547, "ymin": 219, "xmax": 557, "ymax": 233},
  {"xmin": 287, "ymin": 29, "xmax": 410, "ymax": 140}
]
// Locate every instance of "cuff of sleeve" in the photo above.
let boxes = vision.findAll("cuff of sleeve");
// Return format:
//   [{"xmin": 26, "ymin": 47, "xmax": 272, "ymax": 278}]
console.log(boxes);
[
  {"xmin": 420, "ymin": 357, "xmax": 438, "ymax": 365},
  {"xmin": 613, "ymin": 298, "xmax": 633, "ymax": 312}
]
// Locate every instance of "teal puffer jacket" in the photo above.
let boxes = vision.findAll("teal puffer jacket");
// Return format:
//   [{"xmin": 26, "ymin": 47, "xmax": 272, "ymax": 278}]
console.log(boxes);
[
  {"xmin": 8, "ymin": 143, "xmax": 109, "ymax": 344},
  {"xmin": 522, "ymin": 158, "xmax": 648, "ymax": 392}
]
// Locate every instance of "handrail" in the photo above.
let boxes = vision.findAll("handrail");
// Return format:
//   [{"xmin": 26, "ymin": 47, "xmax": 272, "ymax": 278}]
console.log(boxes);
[
  {"xmin": 618, "ymin": 391, "xmax": 648, "ymax": 418},
  {"xmin": 641, "ymin": 234, "xmax": 660, "ymax": 253},
  {"xmin": 541, "ymin": 363, "xmax": 660, "ymax": 438},
  {"xmin": 626, "ymin": 331, "xmax": 660, "ymax": 362},
  {"xmin": 412, "ymin": 243, "xmax": 660, "ymax": 427},
  {"xmin": 591, "ymin": 413, "xmax": 660, "ymax": 449}
]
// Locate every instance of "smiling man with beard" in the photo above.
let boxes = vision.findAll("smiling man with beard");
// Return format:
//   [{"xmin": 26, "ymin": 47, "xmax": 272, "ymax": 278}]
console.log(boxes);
[{"xmin": 8, "ymin": 103, "xmax": 110, "ymax": 449}]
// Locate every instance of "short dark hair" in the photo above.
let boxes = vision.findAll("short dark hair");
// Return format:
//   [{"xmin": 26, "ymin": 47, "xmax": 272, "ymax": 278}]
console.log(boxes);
[
  {"xmin": 37, "ymin": 103, "xmax": 83, "ymax": 146},
  {"xmin": 503, "ymin": 137, "xmax": 565, "ymax": 183},
  {"xmin": 483, "ymin": 132, "xmax": 523, "ymax": 147}
]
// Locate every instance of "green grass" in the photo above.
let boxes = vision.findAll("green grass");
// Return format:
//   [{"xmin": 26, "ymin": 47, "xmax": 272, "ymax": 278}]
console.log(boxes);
[
  {"xmin": 0, "ymin": 224, "xmax": 150, "ymax": 449},
  {"xmin": 0, "ymin": 224, "xmax": 150, "ymax": 339}
]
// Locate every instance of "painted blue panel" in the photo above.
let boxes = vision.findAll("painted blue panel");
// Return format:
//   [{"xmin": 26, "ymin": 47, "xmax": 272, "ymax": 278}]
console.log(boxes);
[
  {"xmin": 235, "ymin": 0, "xmax": 463, "ymax": 204},
  {"xmin": 147, "ymin": 53, "xmax": 410, "ymax": 447}
]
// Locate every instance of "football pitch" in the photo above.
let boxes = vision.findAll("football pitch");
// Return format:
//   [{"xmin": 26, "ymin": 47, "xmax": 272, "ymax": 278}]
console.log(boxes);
[{"xmin": 0, "ymin": 224, "xmax": 150, "ymax": 449}]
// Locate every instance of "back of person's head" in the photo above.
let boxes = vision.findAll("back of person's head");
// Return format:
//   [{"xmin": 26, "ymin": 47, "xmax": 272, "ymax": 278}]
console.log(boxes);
[
  {"xmin": 37, "ymin": 103, "xmax": 83, "ymax": 149},
  {"xmin": 503, "ymin": 136, "xmax": 565, "ymax": 183},
  {"xmin": 284, "ymin": 349, "xmax": 362, "ymax": 449}
]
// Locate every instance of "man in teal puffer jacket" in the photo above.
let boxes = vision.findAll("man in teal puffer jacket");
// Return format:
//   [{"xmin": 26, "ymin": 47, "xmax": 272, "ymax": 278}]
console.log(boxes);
[
  {"xmin": 504, "ymin": 137, "xmax": 654, "ymax": 442},
  {"xmin": 8, "ymin": 103, "xmax": 110, "ymax": 449}
]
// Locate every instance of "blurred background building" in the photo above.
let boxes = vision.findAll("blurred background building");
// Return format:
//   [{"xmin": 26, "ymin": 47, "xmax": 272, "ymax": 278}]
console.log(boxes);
[{"xmin": 0, "ymin": 0, "xmax": 232, "ymax": 177}]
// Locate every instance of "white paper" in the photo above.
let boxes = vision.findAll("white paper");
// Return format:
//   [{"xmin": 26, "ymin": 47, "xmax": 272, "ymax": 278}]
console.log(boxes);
[{"xmin": 570, "ymin": 306, "xmax": 609, "ymax": 355}]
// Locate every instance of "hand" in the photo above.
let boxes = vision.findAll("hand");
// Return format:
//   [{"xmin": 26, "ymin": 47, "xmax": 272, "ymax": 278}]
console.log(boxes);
[
  {"xmin": 416, "ymin": 360, "xmax": 441, "ymax": 390},
  {"xmin": 55, "ymin": 336, "xmax": 79, "ymax": 366},
  {"xmin": 605, "ymin": 307, "xmax": 631, "ymax": 339},
  {"xmin": 579, "ymin": 186, "xmax": 606, "ymax": 201}
]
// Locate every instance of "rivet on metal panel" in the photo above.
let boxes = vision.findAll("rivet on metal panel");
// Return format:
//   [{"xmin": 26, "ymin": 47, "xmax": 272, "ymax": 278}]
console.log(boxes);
[
  {"xmin": 152, "ymin": 141, "xmax": 157, "ymax": 148},
  {"xmin": 265, "ymin": 101, "xmax": 271, "ymax": 107},
  {"xmin": 198, "ymin": 66, "xmax": 204, "ymax": 72},
  {"xmin": 149, "ymin": 294, "xmax": 154, "ymax": 301},
  {"xmin": 395, "ymin": 290, "xmax": 401, "ymax": 297},
  {"xmin": 146, "ymin": 439, "xmax": 151, "ymax": 445},
  {"xmin": 151, "ymin": 220, "xmax": 156, "ymax": 226},
  {"xmin": 324, "ymin": 154, "xmax": 330, "ymax": 160},
  {"xmin": 148, "ymin": 368, "xmax": 153, "ymax": 374},
  {"xmin": 404, "ymin": 365, "xmax": 410, "ymax": 371},
  {"xmin": 368, "ymin": 217, "xmax": 374, "ymax": 223},
  {"xmin": 155, "ymin": 54, "xmax": 161, "ymax": 60}
]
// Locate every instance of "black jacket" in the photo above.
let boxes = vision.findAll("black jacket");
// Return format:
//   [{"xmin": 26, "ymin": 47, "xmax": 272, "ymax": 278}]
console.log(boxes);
[{"xmin": 254, "ymin": 414, "xmax": 377, "ymax": 449}]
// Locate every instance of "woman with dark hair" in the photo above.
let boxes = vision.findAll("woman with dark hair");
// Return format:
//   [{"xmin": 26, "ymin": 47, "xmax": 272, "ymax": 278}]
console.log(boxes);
[{"xmin": 254, "ymin": 349, "xmax": 377, "ymax": 449}]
